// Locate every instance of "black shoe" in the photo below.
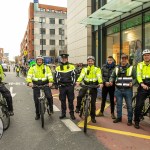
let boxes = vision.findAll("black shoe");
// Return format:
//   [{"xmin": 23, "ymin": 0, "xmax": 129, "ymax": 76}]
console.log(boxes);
[
  {"xmin": 91, "ymin": 118, "xmax": 96, "ymax": 123},
  {"xmin": 111, "ymin": 113, "xmax": 116, "ymax": 119},
  {"xmin": 35, "ymin": 114, "xmax": 40, "ymax": 120},
  {"xmin": 75, "ymin": 108, "xmax": 80, "ymax": 113},
  {"xmin": 113, "ymin": 117, "xmax": 122, "ymax": 123},
  {"xmin": 59, "ymin": 114, "xmax": 66, "ymax": 119},
  {"xmin": 134, "ymin": 122, "xmax": 140, "ymax": 129},
  {"xmin": 70, "ymin": 114, "xmax": 76, "ymax": 120},
  {"xmin": 127, "ymin": 120, "xmax": 132, "ymax": 126},
  {"xmin": 9, "ymin": 111, "xmax": 14, "ymax": 116}
]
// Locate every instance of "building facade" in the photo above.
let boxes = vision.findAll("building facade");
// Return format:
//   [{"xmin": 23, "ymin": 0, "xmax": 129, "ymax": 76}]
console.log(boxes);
[
  {"xmin": 68, "ymin": 0, "xmax": 150, "ymax": 66},
  {"xmin": 67, "ymin": 0, "xmax": 92, "ymax": 64},
  {"xmin": 21, "ymin": 0, "xmax": 67, "ymax": 64}
]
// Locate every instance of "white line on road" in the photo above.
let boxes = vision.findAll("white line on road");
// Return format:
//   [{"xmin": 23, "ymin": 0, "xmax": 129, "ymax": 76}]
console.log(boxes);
[
  {"xmin": 53, "ymin": 105, "xmax": 60, "ymax": 111},
  {"xmin": 10, "ymin": 87, "xmax": 16, "ymax": 98},
  {"xmin": 61, "ymin": 119, "xmax": 81, "ymax": 132}
]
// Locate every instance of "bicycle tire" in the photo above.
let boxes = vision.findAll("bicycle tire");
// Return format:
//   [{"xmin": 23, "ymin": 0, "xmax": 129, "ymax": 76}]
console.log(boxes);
[
  {"xmin": 84, "ymin": 99, "xmax": 89, "ymax": 133},
  {"xmin": 46, "ymin": 101, "xmax": 51, "ymax": 116},
  {"xmin": 1, "ymin": 106, "xmax": 10, "ymax": 130},
  {"xmin": 40, "ymin": 101, "xmax": 45, "ymax": 128}
]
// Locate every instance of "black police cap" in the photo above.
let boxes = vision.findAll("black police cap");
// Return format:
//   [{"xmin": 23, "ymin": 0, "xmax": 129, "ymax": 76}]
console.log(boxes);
[{"xmin": 60, "ymin": 53, "xmax": 69, "ymax": 58}]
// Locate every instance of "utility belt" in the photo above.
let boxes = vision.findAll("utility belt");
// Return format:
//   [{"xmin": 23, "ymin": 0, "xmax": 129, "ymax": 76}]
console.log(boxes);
[
  {"xmin": 83, "ymin": 81, "xmax": 98, "ymax": 86},
  {"xmin": 58, "ymin": 81, "xmax": 74, "ymax": 87},
  {"xmin": 33, "ymin": 80, "xmax": 49, "ymax": 86},
  {"xmin": 143, "ymin": 78, "xmax": 150, "ymax": 86}
]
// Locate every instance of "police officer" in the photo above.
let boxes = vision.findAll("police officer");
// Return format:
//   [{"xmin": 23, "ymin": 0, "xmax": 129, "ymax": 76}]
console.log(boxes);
[
  {"xmin": 0, "ymin": 64, "xmax": 14, "ymax": 116},
  {"xmin": 134, "ymin": 49, "xmax": 150, "ymax": 129},
  {"xmin": 109, "ymin": 54, "xmax": 136, "ymax": 125},
  {"xmin": 75, "ymin": 56, "xmax": 103, "ymax": 123},
  {"xmin": 55, "ymin": 54, "xmax": 76, "ymax": 120},
  {"xmin": 26, "ymin": 55, "xmax": 54, "ymax": 120}
]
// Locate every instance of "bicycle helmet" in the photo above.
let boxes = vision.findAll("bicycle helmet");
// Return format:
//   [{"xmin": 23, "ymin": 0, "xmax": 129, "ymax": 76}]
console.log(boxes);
[
  {"xmin": 36, "ymin": 55, "xmax": 44, "ymax": 61},
  {"xmin": 87, "ymin": 56, "xmax": 95, "ymax": 61},
  {"xmin": 142, "ymin": 49, "xmax": 150, "ymax": 55}
]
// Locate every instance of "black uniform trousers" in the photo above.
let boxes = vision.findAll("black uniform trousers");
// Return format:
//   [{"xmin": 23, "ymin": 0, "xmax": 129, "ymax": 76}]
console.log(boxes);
[
  {"xmin": 0, "ymin": 84, "xmax": 13, "ymax": 111},
  {"xmin": 134, "ymin": 86, "xmax": 150, "ymax": 122},
  {"xmin": 59, "ymin": 85, "xmax": 74, "ymax": 115},
  {"xmin": 77, "ymin": 87, "xmax": 97, "ymax": 118},
  {"xmin": 33, "ymin": 86, "xmax": 53, "ymax": 115},
  {"xmin": 101, "ymin": 85, "xmax": 115, "ymax": 114}
]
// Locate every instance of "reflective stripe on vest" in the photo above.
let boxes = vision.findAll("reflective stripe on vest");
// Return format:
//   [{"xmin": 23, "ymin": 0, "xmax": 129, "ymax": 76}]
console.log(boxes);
[{"xmin": 32, "ymin": 65, "xmax": 48, "ymax": 81}]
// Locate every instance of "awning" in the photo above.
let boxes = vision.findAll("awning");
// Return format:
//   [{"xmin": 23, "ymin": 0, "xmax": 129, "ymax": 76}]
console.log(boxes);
[{"xmin": 80, "ymin": 0, "xmax": 149, "ymax": 26}]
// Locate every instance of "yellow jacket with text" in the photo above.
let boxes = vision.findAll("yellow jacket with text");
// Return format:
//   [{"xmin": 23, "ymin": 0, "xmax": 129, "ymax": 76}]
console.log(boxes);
[
  {"xmin": 137, "ymin": 61, "xmax": 150, "ymax": 84},
  {"xmin": 26, "ymin": 64, "xmax": 53, "ymax": 84},
  {"xmin": 77, "ymin": 65, "xmax": 103, "ymax": 84},
  {"xmin": 0, "ymin": 65, "xmax": 4, "ymax": 81}
]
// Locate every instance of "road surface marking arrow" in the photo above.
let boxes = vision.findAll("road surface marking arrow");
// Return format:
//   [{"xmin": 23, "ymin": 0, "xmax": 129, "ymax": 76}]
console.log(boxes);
[{"xmin": 10, "ymin": 87, "xmax": 16, "ymax": 98}]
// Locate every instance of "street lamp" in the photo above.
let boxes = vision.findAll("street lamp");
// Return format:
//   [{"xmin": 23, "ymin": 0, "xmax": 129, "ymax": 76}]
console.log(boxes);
[{"xmin": 39, "ymin": 21, "xmax": 44, "ymax": 56}]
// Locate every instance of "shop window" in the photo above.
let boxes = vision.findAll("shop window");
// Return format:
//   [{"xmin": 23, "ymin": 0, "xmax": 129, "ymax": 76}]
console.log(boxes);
[
  {"xmin": 107, "ymin": 24, "xmax": 120, "ymax": 65},
  {"xmin": 122, "ymin": 18, "xmax": 142, "ymax": 66},
  {"xmin": 145, "ymin": 11, "xmax": 150, "ymax": 49}
]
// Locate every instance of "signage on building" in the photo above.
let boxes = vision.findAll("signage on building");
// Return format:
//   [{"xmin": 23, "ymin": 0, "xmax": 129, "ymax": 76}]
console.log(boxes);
[
  {"xmin": 111, "ymin": 13, "xmax": 150, "ymax": 34},
  {"xmin": 24, "ymin": 50, "xmax": 28, "ymax": 56}
]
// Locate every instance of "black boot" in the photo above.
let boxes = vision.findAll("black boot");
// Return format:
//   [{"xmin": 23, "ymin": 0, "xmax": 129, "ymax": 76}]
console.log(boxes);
[
  {"xmin": 35, "ymin": 114, "xmax": 40, "ymax": 120},
  {"xmin": 91, "ymin": 117, "xmax": 96, "ymax": 123},
  {"xmin": 70, "ymin": 112, "xmax": 76, "ymax": 120},
  {"xmin": 134, "ymin": 122, "xmax": 140, "ymax": 129},
  {"xmin": 113, "ymin": 117, "xmax": 122, "ymax": 123},
  {"xmin": 59, "ymin": 114, "xmax": 66, "ymax": 119}
]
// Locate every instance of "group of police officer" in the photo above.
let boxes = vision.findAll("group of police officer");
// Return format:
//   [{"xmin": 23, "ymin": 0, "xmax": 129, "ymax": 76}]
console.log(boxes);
[{"xmin": 26, "ymin": 49, "xmax": 150, "ymax": 129}]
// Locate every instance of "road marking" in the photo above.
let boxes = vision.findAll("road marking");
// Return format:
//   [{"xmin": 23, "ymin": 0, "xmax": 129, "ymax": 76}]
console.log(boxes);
[
  {"xmin": 78, "ymin": 124, "xmax": 150, "ymax": 140},
  {"xmin": 8, "ymin": 82, "xmax": 26, "ymax": 86},
  {"xmin": 53, "ymin": 105, "xmax": 60, "ymax": 111},
  {"xmin": 61, "ymin": 119, "xmax": 81, "ymax": 132},
  {"xmin": 77, "ymin": 103, "xmax": 110, "ymax": 126},
  {"xmin": 10, "ymin": 87, "xmax": 16, "ymax": 98}
]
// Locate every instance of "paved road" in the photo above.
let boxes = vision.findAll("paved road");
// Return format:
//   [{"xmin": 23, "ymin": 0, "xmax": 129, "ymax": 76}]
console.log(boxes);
[{"xmin": 0, "ymin": 72, "xmax": 106, "ymax": 150}]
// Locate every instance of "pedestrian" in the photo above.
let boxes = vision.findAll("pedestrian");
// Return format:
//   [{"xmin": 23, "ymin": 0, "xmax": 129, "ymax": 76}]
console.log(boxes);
[
  {"xmin": 109, "ymin": 54, "xmax": 136, "ymax": 126},
  {"xmin": 134, "ymin": 49, "xmax": 150, "ymax": 129},
  {"xmin": 0, "ymin": 64, "xmax": 14, "ymax": 116},
  {"xmin": 16, "ymin": 66, "xmax": 20, "ymax": 77},
  {"xmin": 96, "ymin": 56, "xmax": 116, "ymax": 119},
  {"xmin": 75, "ymin": 56, "xmax": 103, "ymax": 123},
  {"xmin": 26, "ymin": 55, "xmax": 54, "ymax": 120},
  {"xmin": 55, "ymin": 53, "xmax": 76, "ymax": 120}
]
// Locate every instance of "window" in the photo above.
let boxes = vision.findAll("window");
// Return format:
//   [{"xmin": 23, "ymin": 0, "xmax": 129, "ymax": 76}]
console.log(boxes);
[
  {"xmin": 40, "ymin": 8, "xmax": 45, "ymax": 12},
  {"xmin": 50, "ymin": 50, "xmax": 55, "ymax": 56},
  {"xmin": 50, "ymin": 29, "xmax": 55, "ymax": 35},
  {"xmin": 40, "ymin": 39, "xmax": 46, "ymax": 45},
  {"xmin": 50, "ymin": 18, "xmax": 55, "ymax": 24},
  {"xmin": 50, "ymin": 40, "xmax": 55, "ymax": 45},
  {"xmin": 59, "ymin": 28, "xmax": 64, "ymax": 35},
  {"xmin": 40, "ymin": 50, "xmax": 46, "ymax": 56},
  {"xmin": 107, "ymin": 24, "xmax": 120, "ymax": 64},
  {"xmin": 32, "ymin": 29, "xmax": 34, "ymax": 35},
  {"xmin": 145, "ymin": 11, "xmax": 150, "ymax": 49},
  {"xmin": 32, "ymin": 40, "xmax": 34, "ymax": 45},
  {"xmin": 59, "ymin": 19, "xmax": 64, "ymax": 24},
  {"xmin": 59, "ymin": 40, "xmax": 65, "ymax": 46},
  {"xmin": 40, "ymin": 28, "xmax": 46, "ymax": 34},
  {"xmin": 39, "ymin": 17, "xmax": 46, "ymax": 23}
]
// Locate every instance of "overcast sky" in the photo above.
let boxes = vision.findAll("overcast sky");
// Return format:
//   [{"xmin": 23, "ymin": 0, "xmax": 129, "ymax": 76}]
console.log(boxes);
[{"xmin": 0, "ymin": 0, "xmax": 67, "ymax": 61}]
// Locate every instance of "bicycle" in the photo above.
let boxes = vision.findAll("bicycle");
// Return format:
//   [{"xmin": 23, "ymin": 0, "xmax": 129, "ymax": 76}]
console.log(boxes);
[
  {"xmin": 33, "ymin": 84, "xmax": 52, "ymax": 128},
  {"xmin": 0, "ymin": 82, "xmax": 10, "ymax": 130},
  {"xmin": 79, "ymin": 84, "xmax": 99, "ymax": 133},
  {"xmin": 132, "ymin": 88, "xmax": 150, "ymax": 121},
  {"xmin": 0, "ymin": 117, "xmax": 3, "ymax": 139}
]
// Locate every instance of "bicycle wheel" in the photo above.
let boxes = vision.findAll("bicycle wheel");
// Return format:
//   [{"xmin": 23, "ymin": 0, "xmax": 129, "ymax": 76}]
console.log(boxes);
[
  {"xmin": 1, "ymin": 106, "xmax": 10, "ymax": 131},
  {"xmin": 46, "ymin": 101, "xmax": 51, "ymax": 116},
  {"xmin": 40, "ymin": 101, "xmax": 45, "ymax": 128},
  {"xmin": 84, "ymin": 99, "xmax": 89, "ymax": 133},
  {"xmin": 0, "ymin": 117, "xmax": 3, "ymax": 139}
]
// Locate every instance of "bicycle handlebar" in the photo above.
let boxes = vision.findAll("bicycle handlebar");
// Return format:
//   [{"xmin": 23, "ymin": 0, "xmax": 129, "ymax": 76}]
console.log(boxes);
[{"xmin": 79, "ymin": 83, "xmax": 99, "ymax": 89}]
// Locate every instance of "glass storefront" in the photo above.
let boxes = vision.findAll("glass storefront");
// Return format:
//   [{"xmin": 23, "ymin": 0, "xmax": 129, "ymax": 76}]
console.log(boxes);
[{"xmin": 106, "ymin": 11, "xmax": 150, "ymax": 65}]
